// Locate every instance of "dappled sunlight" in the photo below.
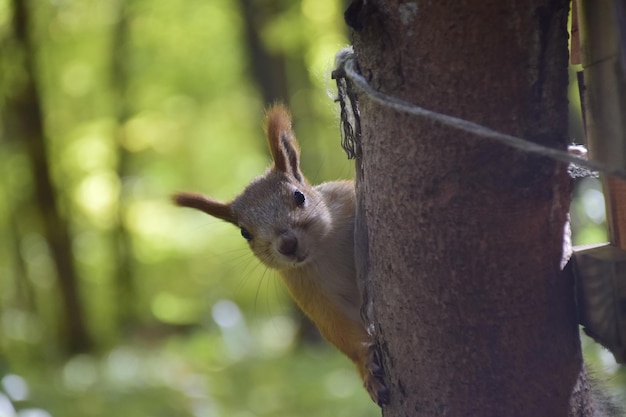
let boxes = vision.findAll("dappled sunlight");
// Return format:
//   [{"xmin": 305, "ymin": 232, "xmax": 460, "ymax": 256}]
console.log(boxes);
[
  {"xmin": 125, "ymin": 200, "xmax": 185, "ymax": 260},
  {"xmin": 212, "ymin": 299, "xmax": 252, "ymax": 360},
  {"xmin": 73, "ymin": 231, "xmax": 111, "ymax": 273},
  {"xmin": 0, "ymin": 331, "xmax": 377, "ymax": 417},
  {"xmin": 324, "ymin": 368, "xmax": 360, "ymax": 399},
  {"xmin": 1, "ymin": 0, "xmax": 618, "ymax": 415},
  {"xmin": 61, "ymin": 355, "xmax": 98, "ymax": 392},
  {"xmin": 17, "ymin": 234, "xmax": 56, "ymax": 289},
  {"xmin": 0, "ymin": 0, "xmax": 366, "ymax": 414},
  {"xmin": 61, "ymin": 123, "xmax": 117, "ymax": 174},
  {"xmin": 256, "ymin": 315, "xmax": 297, "ymax": 355},
  {"xmin": 571, "ymin": 177, "xmax": 609, "ymax": 245},
  {"xmin": 2, "ymin": 309, "xmax": 42, "ymax": 344},
  {"xmin": 104, "ymin": 347, "xmax": 141, "ymax": 385},
  {"xmin": 61, "ymin": 61, "xmax": 94, "ymax": 98},
  {"xmin": 123, "ymin": 111, "xmax": 183, "ymax": 153},
  {"xmin": 301, "ymin": 0, "xmax": 337, "ymax": 24},
  {"xmin": 152, "ymin": 292, "xmax": 201, "ymax": 325},
  {"xmin": 1, "ymin": 375, "xmax": 29, "ymax": 402},
  {"xmin": 579, "ymin": 180, "xmax": 606, "ymax": 224},
  {"xmin": 75, "ymin": 170, "xmax": 120, "ymax": 228}
]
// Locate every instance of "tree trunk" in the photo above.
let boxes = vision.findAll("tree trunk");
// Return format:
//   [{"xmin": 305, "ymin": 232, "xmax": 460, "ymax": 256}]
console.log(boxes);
[
  {"xmin": 347, "ymin": 1, "xmax": 596, "ymax": 415},
  {"xmin": 110, "ymin": 1, "xmax": 137, "ymax": 334},
  {"xmin": 10, "ymin": 0, "xmax": 90, "ymax": 353},
  {"xmin": 238, "ymin": 0, "xmax": 290, "ymax": 105}
]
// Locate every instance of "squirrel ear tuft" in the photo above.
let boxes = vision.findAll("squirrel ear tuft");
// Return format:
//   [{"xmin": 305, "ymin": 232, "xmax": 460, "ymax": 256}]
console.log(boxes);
[
  {"xmin": 265, "ymin": 103, "xmax": 303, "ymax": 183},
  {"xmin": 172, "ymin": 192, "xmax": 237, "ymax": 224}
]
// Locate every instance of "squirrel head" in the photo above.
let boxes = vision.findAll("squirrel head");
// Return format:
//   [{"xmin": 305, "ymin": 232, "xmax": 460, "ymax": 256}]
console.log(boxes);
[{"xmin": 173, "ymin": 104, "xmax": 332, "ymax": 270}]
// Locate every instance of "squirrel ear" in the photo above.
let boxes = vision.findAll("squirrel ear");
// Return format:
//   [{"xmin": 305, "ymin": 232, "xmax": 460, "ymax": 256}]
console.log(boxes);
[
  {"xmin": 265, "ymin": 103, "xmax": 303, "ymax": 183},
  {"xmin": 172, "ymin": 192, "xmax": 237, "ymax": 225}
]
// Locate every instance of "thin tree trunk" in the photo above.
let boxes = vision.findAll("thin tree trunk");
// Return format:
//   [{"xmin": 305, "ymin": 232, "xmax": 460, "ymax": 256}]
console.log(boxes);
[
  {"xmin": 238, "ymin": 0, "xmax": 290, "ymax": 105},
  {"xmin": 10, "ymin": 0, "xmax": 90, "ymax": 353},
  {"xmin": 110, "ymin": 1, "xmax": 136, "ymax": 334},
  {"xmin": 7, "ymin": 214, "xmax": 35, "ymax": 311},
  {"xmin": 347, "ymin": 1, "xmax": 596, "ymax": 415}
]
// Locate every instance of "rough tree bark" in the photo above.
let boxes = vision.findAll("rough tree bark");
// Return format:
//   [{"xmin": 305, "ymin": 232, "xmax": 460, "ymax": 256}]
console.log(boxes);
[{"xmin": 346, "ymin": 1, "xmax": 599, "ymax": 416}]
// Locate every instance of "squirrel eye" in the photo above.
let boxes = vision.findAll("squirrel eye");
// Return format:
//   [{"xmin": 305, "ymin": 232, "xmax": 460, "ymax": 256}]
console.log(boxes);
[
  {"xmin": 294, "ymin": 190, "xmax": 305, "ymax": 207},
  {"xmin": 240, "ymin": 227, "xmax": 253, "ymax": 241}
]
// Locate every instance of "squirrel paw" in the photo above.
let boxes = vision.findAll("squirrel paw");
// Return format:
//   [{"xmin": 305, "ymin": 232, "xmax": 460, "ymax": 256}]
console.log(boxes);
[{"xmin": 364, "ymin": 343, "xmax": 389, "ymax": 406}]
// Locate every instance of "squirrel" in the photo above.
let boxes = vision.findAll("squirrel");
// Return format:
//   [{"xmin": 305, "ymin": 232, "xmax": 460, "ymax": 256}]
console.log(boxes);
[{"xmin": 172, "ymin": 103, "xmax": 389, "ymax": 406}]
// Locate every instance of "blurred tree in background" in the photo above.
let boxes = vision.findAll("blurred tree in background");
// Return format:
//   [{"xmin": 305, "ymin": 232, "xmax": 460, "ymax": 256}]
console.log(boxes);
[{"xmin": 0, "ymin": 1, "xmax": 623, "ymax": 416}]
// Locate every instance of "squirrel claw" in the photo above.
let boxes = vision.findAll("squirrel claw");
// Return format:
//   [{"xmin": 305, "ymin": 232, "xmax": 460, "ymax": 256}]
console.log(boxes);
[
  {"xmin": 367, "ymin": 378, "xmax": 389, "ymax": 406},
  {"xmin": 364, "ymin": 343, "xmax": 389, "ymax": 406}
]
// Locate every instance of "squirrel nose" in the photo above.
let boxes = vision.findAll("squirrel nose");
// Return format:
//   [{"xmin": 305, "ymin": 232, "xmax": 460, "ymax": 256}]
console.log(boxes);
[{"xmin": 278, "ymin": 233, "xmax": 298, "ymax": 256}]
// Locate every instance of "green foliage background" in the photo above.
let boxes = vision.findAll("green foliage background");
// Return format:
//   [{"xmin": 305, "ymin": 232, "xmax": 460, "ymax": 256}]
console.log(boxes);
[{"xmin": 0, "ymin": 1, "xmax": 623, "ymax": 416}]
